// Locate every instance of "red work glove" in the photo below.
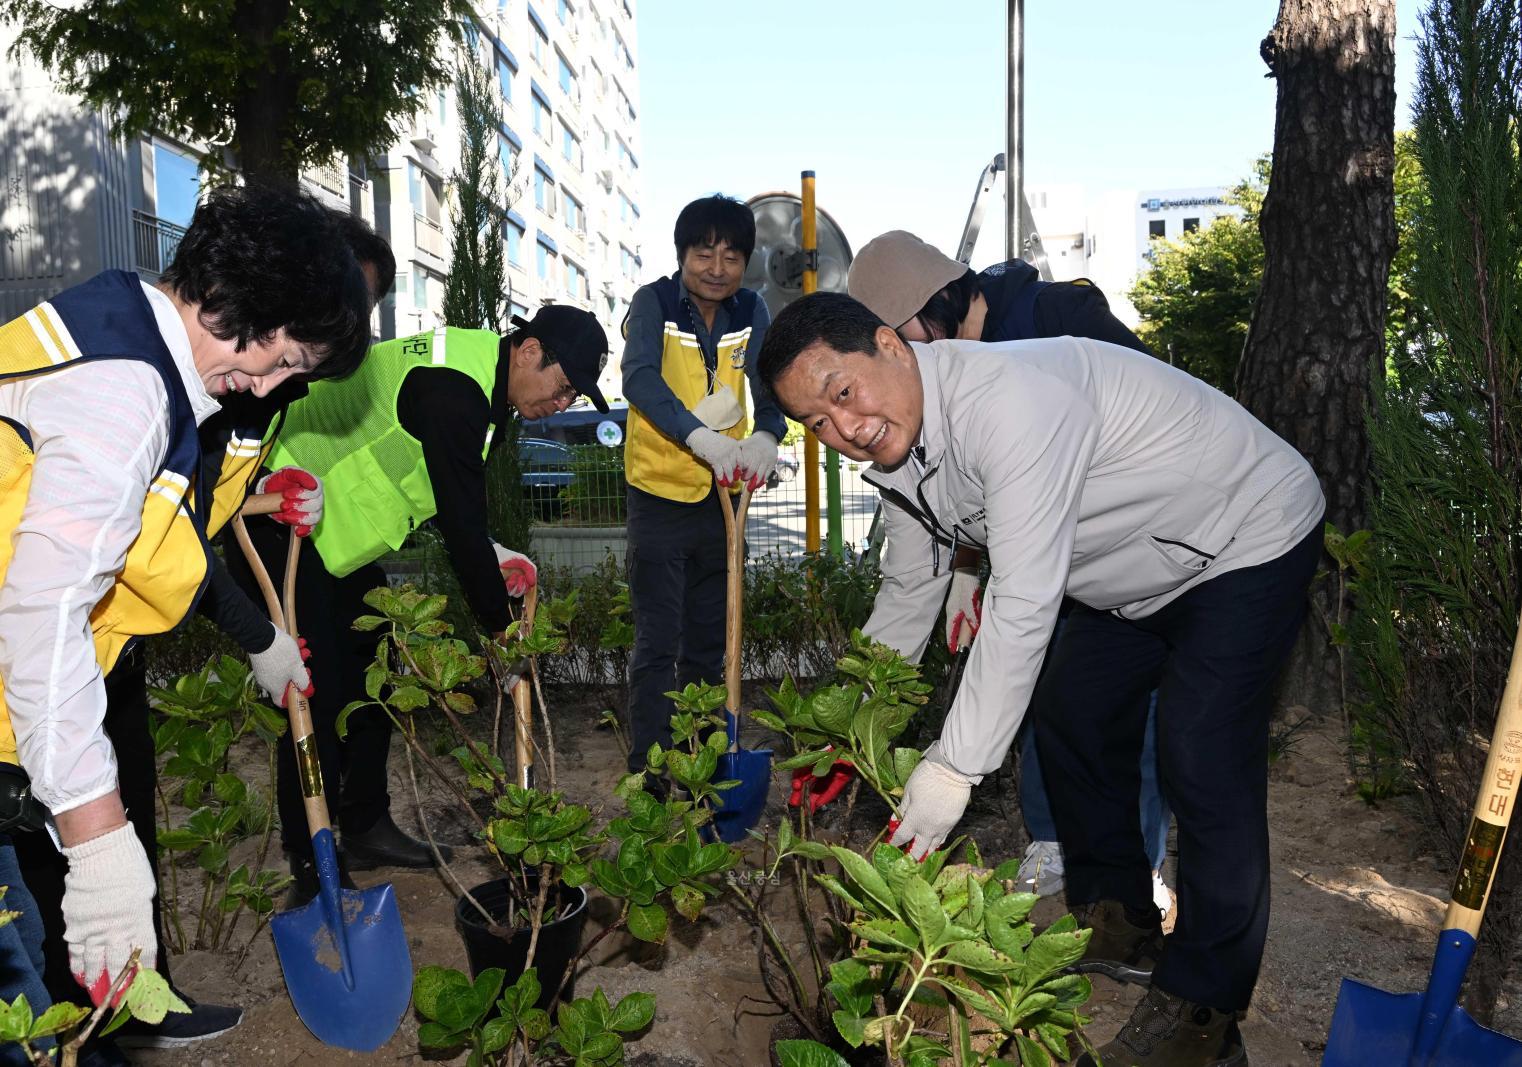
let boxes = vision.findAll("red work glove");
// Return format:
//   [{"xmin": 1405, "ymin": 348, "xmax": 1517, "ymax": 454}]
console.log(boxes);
[
  {"xmin": 945, "ymin": 569, "xmax": 982, "ymax": 654},
  {"xmin": 788, "ymin": 754, "xmax": 855, "ymax": 813},
  {"xmin": 256, "ymin": 467, "xmax": 323, "ymax": 537},
  {"xmin": 492, "ymin": 543, "xmax": 538, "ymax": 598}
]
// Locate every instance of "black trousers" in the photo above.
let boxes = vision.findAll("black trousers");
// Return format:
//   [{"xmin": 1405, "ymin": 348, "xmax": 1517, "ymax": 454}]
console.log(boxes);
[
  {"xmin": 223, "ymin": 519, "xmax": 395, "ymax": 856},
  {"xmin": 1033, "ymin": 522, "xmax": 1323, "ymax": 1011},
  {"xmin": 13, "ymin": 649, "xmax": 173, "ymax": 1008},
  {"xmin": 624, "ymin": 486, "xmax": 730, "ymax": 773}
]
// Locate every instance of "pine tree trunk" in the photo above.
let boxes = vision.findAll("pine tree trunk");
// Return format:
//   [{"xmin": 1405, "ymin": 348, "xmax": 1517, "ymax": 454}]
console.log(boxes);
[
  {"xmin": 1236, "ymin": 0, "xmax": 1397, "ymax": 712},
  {"xmin": 231, "ymin": 0, "xmax": 300, "ymax": 185}
]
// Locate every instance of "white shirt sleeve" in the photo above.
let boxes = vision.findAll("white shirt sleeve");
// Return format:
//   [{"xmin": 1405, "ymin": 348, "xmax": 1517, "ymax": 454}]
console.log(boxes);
[
  {"xmin": 0, "ymin": 360, "xmax": 170, "ymax": 814},
  {"xmin": 862, "ymin": 491, "xmax": 952, "ymax": 664},
  {"xmin": 935, "ymin": 370, "xmax": 1100, "ymax": 780}
]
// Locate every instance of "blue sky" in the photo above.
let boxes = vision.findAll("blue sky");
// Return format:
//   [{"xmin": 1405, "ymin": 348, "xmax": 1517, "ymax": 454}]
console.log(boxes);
[{"xmin": 633, "ymin": 0, "xmax": 1423, "ymax": 271}]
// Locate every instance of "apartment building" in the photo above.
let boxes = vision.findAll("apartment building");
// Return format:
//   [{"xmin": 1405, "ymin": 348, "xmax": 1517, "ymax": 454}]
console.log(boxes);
[{"xmin": 0, "ymin": 1, "xmax": 642, "ymax": 397}]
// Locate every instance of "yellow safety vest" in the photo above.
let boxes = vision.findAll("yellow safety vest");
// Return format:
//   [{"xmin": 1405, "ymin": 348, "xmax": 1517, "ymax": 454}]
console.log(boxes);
[
  {"xmin": 0, "ymin": 272, "xmax": 211, "ymax": 766},
  {"xmin": 625, "ymin": 276, "xmax": 756, "ymax": 503}
]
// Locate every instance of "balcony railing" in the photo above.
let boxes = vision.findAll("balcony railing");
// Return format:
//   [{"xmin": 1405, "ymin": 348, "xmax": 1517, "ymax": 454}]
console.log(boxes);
[
  {"xmin": 414, "ymin": 213, "xmax": 446, "ymax": 261},
  {"xmin": 132, "ymin": 211, "xmax": 186, "ymax": 277}
]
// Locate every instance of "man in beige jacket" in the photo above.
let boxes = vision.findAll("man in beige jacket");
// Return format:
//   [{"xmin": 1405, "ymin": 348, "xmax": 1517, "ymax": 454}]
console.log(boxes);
[{"xmin": 758, "ymin": 291, "xmax": 1323, "ymax": 1067}]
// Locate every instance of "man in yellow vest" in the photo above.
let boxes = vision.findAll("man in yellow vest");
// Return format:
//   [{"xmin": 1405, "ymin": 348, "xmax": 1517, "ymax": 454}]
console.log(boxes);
[
  {"xmin": 231, "ymin": 307, "xmax": 609, "ymax": 904},
  {"xmin": 0, "ymin": 183, "xmax": 370, "ymax": 1022},
  {"xmin": 621, "ymin": 195, "xmax": 786, "ymax": 775}
]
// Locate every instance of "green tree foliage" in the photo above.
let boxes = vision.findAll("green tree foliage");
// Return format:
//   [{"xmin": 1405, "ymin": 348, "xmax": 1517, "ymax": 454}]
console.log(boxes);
[
  {"xmin": 1354, "ymin": 0, "xmax": 1522, "ymax": 1016},
  {"xmin": 1128, "ymin": 159, "xmax": 1268, "ymax": 390},
  {"xmin": 437, "ymin": 43, "xmax": 532, "ymax": 556},
  {"xmin": 2, "ymin": 0, "xmax": 469, "ymax": 182},
  {"xmin": 1130, "ymin": 145, "xmax": 1425, "ymax": 392},
  {"xmin": 442, "ymin": 46, "xmax": 507, "ymax": 335}
]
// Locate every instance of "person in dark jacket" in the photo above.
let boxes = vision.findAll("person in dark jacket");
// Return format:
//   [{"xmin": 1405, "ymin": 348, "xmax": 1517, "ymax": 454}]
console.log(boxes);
[{"xmin": 843, "ymin": 230, "xmax": 1172, "ymax": 916}]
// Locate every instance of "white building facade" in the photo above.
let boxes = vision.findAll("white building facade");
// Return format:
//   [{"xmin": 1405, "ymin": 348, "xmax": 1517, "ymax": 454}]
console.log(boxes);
[
  {"xmin": 1018, "ymin": 184, "xmax": 1240, "ymax": 328},
  {"xmin": 0, "ymin": 1, "xmax": 642, "ymax": 398}
]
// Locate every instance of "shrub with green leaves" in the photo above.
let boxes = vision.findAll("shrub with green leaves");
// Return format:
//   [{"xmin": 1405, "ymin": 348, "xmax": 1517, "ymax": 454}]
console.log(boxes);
[
  {"xmin": 148, "ymin": 655, "xmax": 290, "ymax": 954},
  {"xmin": 413, "ymin": 964, "xmax": 653, "ymax": 1067}
]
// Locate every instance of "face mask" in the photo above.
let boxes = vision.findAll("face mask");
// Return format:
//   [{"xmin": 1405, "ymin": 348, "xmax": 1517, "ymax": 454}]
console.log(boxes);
[{"xmin": 692, "ymin": 381, "xmax": 742, "ymax": 431}]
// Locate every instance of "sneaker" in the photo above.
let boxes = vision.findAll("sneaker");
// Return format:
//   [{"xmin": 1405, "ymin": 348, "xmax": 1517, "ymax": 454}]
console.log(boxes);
[
  {"xmin": 1152, "ymin": 869, "xmax": 1174, "ymax": 920},
  {"xmin": 1074, "ymin": 985, "xmax": 1246, "ymax": 1066},
  {"xmin": 113, "ymin": 994, "xmax": 243, "ymax": 1049},
  {"xmin": 1069, "ymin": 898, "xmax": 1165, "ymax": 985},
  {"xmin": 1015, "ymin": 839, "xmax": 1065, "ymax": 897}
]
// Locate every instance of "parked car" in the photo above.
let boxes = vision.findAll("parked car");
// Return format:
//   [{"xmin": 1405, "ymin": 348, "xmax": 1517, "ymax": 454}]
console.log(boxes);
[
  {"xmin": 520, "ymin": 401, "xmax": 629, "ymax": 447},
  {"xmin": 518, "ymin": 436, "xmax": 575, "ymax": 520}
]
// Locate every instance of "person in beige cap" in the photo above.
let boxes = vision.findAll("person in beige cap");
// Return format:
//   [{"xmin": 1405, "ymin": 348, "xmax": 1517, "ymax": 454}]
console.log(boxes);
[{"xmin": 839, "ymin": 229, "xmax": 1174, "ymax": 918}]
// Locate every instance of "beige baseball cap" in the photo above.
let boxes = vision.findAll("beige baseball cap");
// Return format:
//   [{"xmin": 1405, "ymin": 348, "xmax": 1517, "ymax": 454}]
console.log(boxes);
[{"xmin": 847, "ymin": 230, "xmax": 968, "ymax": 329}]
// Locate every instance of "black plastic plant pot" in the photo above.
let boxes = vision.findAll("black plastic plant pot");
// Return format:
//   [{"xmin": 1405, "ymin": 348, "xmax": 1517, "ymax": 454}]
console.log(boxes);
[{"xmin": 454, "ymin": 876, "xmax": 590, "ymax": 1011}]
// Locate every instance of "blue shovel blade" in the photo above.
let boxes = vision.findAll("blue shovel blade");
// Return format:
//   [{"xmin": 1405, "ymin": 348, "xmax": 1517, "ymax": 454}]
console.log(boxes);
[
  {"xmin": 271, "ymin": 831, "xmax": 412, "ymax": 1052},
  {"xmin": 1324, "ymin": 978, "xmax": 1522, "ymax": 1067},
  {"xmin": 710, "ymin": 747, "xmax": 772, "ymax": 844}
]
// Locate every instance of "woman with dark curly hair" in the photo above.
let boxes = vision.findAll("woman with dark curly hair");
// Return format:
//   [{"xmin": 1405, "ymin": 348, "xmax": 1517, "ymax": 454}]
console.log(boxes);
[{"xmin": 0, "ymin": 182, "xmax": 369, "ymax": 1035}]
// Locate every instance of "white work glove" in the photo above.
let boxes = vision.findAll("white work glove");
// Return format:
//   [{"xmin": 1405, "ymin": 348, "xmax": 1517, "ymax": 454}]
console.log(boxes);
[
  {"xmin": 492, "ymin": 542, "xmax": 538, "ymax": 598},
  {"xmin": 248, "ymin": 625, "xmax": 314, "ymax": 705},
  {"xmin": 255, "ymin": 467, "xmax": 323, "ymax": 537},
  {"xmin": 684, "ymin": 427, "xmax": 744, "ymax": 486},
  {"xmin": 62, "ymin": 824, "xmax": 157, "ymax": 1005},
  {"xmin": 945, "ymin": 569, "xmax": 983, "ymax": 654},
  {"xmin": 888, "ymin": 758, "xmax": 974, "ymax": 861},
  {"xmin": 736, "ymin": 432, "xmax": 779, "ymax": 491}
]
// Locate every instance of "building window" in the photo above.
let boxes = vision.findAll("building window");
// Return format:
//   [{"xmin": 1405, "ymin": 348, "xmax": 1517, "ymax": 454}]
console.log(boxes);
[
  {"xmin": 152, "ymin": 143, "xmax": 201, "ymax": 228},
  {"xmin": 531, "ymin": 23, "xmax": 549, "ymax": 66},
  {"xmin": 413, "ymin": 268, "xmax": 429, "ymax": 310},
  {"xmin": 561, "ymin": 124, "xmax": 581, "ymax": 168},
  {"xmin": 1183, "ymin": 217, "xmax": 1200, "ymax": 233},
  {"xmin": 563, "ymin": 192, "xmax": 583, "ymax": 233},
  {"xmin": 565, "ymin": 258, "xmax": 587, "ymax": 300},
  {"xmin": 557, "ymin": 0, "xmax": 571, "ymax": 20},
  {"xmin": 510, "ymin": 300, "xmax": 529, "ymax": 321},
  {"xmin": 496, "ymin": 54, "xmax": 514, "ymax": 103},
  {"xmin": 557, "ymin": 54, "xmax": 576, "ymax": 97},
  {"xmin": 616, "ymin": 137, "xmax": 636, "ymax": 172},
  {"xmin": 534, "ymin": 168, "xmax": 556, "ymax": 214},
  {"xmin": 537, "ymin": 240, "xmax": 556, "ymax": 280},
  {"xmin": 619, "ymin": 244, "xmax": 636, "ymax": 279},
  {"xmin": 499, "ymin": 134, "xmax": 518, "ymax": 188},
  {"xmin": 532, "ymin": 92, "xmax": 550, "ymax": 136},
  {"xmin": 505, "ymin": 219, "xmax": 525, "ymax": 266},
  {"xmin": 1148, "ymin": 219, "xmax": 1166, "ymax": 239},
  {"xmin": 618, "ymin": 192, "xmax": 637, "ymax": 223}
]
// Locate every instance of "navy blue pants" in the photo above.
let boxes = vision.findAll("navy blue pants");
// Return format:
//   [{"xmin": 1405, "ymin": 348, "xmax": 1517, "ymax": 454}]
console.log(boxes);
[
  {"xmin": 625, "ymin": 486, "xmax": 730, "ymax": 773},
  {"xmin": 1033, "ymin": 523, "xmax": 1323, "ymax": 1011}
]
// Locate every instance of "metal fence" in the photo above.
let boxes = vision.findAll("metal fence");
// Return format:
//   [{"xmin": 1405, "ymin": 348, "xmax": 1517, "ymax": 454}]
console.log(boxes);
[{"xmin": 524, "ymin": 435, "xmax": 878, "ymax": 573}]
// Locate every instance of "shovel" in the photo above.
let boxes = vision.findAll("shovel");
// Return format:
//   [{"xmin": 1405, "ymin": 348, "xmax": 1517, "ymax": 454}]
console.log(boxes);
[
  {"xmin": 1322, "ymin": 613, "xmax": 1522, "ymax": 1067},
  {"xmin": 230, "ymin": 512, "xmax": 412, "ymax": 1053},
  {"xmin": 709, "ymin": 478, "xmax": 772, "ymax": 843},
  {"xmin": 512, "ymin": 585, "xmax": 539, "ymax": 789}
]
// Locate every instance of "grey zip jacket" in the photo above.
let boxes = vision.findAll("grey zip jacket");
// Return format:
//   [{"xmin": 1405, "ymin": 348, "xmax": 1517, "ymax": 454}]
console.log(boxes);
[{"xmin": 862, "ymin": 337, "xmax": 1325, "ymax": 780}]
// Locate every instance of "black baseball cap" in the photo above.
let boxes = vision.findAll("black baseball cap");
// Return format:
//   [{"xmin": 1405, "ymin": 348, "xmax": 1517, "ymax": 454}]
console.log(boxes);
[{"xmin": 511, "ymin": 305, "xmax": 611, "ymax": 412}]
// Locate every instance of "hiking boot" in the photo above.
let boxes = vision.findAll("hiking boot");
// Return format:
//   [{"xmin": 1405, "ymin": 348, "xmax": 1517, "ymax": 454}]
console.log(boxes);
[
  {"xmin": 1069, "ymin": 898, "xmax": 1164, "ymax": 985},
  {"xmin": 1074, "ymin": 985, "xmax": 1246, "ymax": 1066},
  {"xmin": 1015, "ymin": 839, "xmax": 1065, "ymax": 897}
]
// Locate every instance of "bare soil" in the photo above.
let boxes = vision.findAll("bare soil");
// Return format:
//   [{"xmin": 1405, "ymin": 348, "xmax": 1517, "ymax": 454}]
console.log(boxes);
[{"xmin": 134, "ymin": 696, "xmax": 1520, "ymax": 1067}]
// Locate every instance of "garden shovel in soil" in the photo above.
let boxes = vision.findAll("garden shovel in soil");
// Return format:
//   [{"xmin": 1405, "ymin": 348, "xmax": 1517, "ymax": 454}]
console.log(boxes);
[
  {"xmin": 709, "ymin": 478, "xmax": 772, "ymax": 843},
  {"xmin": 230, "ymin": 513, "xmax": 412, "ymax": 1053},
  {"xmin": 1321, "ymin": 613, "xmax": 1522, "ymax": 1067}
]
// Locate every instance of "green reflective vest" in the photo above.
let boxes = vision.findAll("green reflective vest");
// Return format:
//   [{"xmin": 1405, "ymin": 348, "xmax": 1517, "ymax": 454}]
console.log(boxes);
[{"xmin": 266, "ymin": 327, "xmax": 499, "ymax": 577}]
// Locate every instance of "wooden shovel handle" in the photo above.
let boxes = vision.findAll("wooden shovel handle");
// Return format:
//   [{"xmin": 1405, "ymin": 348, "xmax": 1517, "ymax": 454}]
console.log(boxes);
[
  {"xmin": 1446, "ymin": 612, "xmax": 1522, "ymax": 935},
  {"xmin": 717, "ymin": 479, "xmax": 752, "ymax": 727},
  {"xmin": 239, "ymin": 491, "xmax": 285, "ymax": 517},
  {"xmin": 230, "ymin": 515, "xmax": 331, "ymax": 835},
  {"xmin": 513, "ymin": 586, "xmax": 538, "ymax": 789}
]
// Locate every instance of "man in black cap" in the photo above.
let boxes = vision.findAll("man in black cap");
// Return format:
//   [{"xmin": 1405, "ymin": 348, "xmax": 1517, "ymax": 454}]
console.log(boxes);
[{"xmin": 231, "ymin": 306, "xmax": 610, "ymax": 903}]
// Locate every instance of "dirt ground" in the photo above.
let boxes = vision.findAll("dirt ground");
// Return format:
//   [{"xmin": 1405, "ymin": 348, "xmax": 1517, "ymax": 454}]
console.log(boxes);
[{"xmin": 133, "ymin": 694, "xmax": 1520, "ymax": 1067}]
